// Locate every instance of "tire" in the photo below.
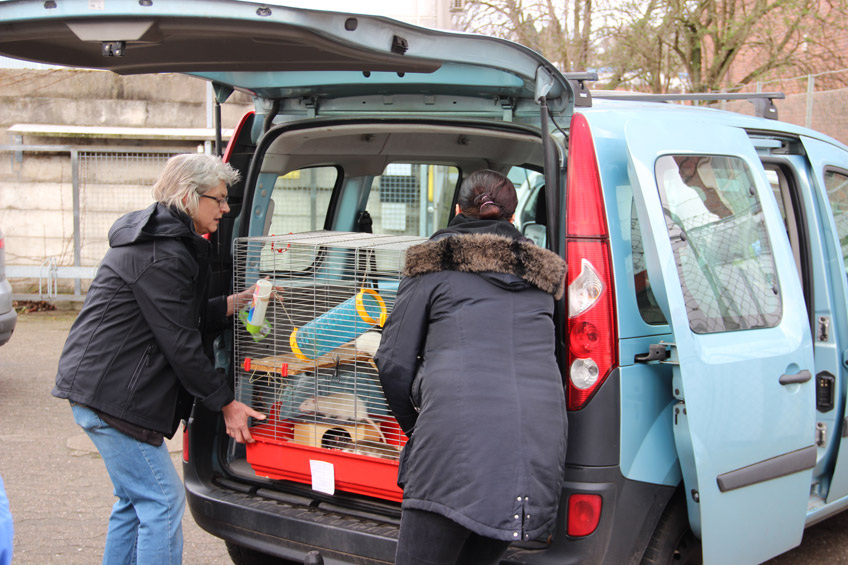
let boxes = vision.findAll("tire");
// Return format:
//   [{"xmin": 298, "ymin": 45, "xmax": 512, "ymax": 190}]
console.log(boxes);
[
  {"xmin": 641, "ymin": 490, "xmax": 702, "ymax": 565},
  {"xmin": 225, "ymin": 541, "xmax": 300, "ymax": 565}
]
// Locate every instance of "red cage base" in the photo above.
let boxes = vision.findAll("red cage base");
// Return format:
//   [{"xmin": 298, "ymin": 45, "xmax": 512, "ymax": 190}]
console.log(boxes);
[{"xmin": 246, "ymin": 420, "xmax": 404, "ymax": 503}]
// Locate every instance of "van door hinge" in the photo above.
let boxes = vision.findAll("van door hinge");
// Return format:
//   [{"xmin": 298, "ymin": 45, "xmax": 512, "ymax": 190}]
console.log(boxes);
[
  {"xmin": 818, "ymin": 316, "xmax": 830, "ymax": 342},
  {"xmin": 816, "ymin": 422, "xmax": 827, "ymax": 447},
  {"xmin": 673, "ymin": 402, "xmax": 687, "ymax": 425},
  {"xmin": 635, "ymin": 342, "xmax": 673, "ymax": 364}
]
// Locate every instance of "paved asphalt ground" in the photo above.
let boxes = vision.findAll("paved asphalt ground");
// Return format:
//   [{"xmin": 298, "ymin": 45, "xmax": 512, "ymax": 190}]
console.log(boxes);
[
  {"xmin": 1, "ymin": 307, "xmax": 229, "ymax": 564},
  {"xmin": 3, "ymin": 307, "xmax": 848, "ymax": 564}
]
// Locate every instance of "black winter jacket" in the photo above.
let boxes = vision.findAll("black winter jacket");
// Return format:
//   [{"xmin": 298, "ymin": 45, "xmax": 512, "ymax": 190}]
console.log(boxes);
[
  {"xmin": 374, "ymin": 215, "xmax": 568, "ymax": 542},
  {"xmin": 53, "ymin": 203, "xmax": 234, "ymax": 436}
]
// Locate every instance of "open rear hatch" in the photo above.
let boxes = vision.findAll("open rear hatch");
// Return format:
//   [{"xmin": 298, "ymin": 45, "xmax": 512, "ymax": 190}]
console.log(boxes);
[{"xmin": 0, "ymin": 0, "xmax": 574, "ymax": 116}]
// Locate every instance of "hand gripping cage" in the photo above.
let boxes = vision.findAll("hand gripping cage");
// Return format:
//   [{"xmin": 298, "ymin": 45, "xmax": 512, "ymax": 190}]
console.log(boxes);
[{"xmin": 233, "ymin": 231, "xmax": 425, "ymax": 501}]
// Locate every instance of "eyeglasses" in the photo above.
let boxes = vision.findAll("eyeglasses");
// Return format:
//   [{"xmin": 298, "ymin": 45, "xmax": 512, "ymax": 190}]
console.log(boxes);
[{"xmin": 200, "ymin": 194, "xmax": 229, "ymax": 207}]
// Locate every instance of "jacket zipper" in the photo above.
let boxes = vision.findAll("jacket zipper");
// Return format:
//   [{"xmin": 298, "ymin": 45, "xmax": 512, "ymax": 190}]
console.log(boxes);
[{"xmin": 127, "ymin": 343, "xmax": 153, "ymax": 393}]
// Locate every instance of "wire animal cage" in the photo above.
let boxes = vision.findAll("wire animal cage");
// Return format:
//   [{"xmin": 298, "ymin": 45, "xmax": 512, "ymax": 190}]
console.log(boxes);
[{"xmin": 234, "ymin": 231, "xmax": 426, "ymax": 501}]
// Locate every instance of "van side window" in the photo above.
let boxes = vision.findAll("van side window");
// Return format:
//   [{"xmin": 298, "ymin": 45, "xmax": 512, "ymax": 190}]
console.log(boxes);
[
  {"xmin": 631, "ymin": 199, "xmax": 667, "ymax": 324},
  {"xmin": 267, "ymin": 167, "xmax": 339, "ymax": 235},
  {"xmin": 367, "ymin": 163, "xmax": 459, "ymax": 237},
  {"xmin": 823, "ymin": 168, "xmax": 848, "ymax": 271},
  {"xmin": 655, "ymin": 155, "xmax": 782, "ymax": 333}
]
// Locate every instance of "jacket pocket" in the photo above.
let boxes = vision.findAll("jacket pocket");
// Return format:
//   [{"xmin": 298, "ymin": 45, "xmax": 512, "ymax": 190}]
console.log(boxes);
[
  {"xmin": 396, "ymin": 432, "xmax": 415, "ymax": 489},
  {"xmin": 127, "ymin": 343, "xmax": 154, "ymax": 394},
  {"xmin": 410, "ymin": 362, "xmax": 423, "ymax": 411}
]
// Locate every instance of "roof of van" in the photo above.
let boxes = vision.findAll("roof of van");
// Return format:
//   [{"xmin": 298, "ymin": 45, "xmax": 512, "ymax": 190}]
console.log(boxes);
[{"xmin": 585, "ymin": 97, "xmax": 848, "ymax": 151}]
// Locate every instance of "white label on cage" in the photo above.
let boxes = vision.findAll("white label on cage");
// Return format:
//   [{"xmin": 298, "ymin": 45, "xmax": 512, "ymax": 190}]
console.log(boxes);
[
  {"xmin": 88, "ymin": 0, "xmax": 104, "ymax": 8},
  {"xmin": 310, "ymin": 460, "xmax": 336, "ymax": 495},
  {"xmin": 382, "ymin": 202, "xmax": 407, "ymax": 231}
]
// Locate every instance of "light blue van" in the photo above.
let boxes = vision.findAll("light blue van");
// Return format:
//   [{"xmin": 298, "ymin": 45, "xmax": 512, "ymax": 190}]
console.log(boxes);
[{"xmin": 3, "ymin": 2, "xmax": 848, "ymax": 563}]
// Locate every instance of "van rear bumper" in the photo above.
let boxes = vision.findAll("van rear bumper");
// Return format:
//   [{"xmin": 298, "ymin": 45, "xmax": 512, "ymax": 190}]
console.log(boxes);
[
  {"xmin": 184, "ymin": 474, "xmax": 399, "ymax": 563},
  {"xmin": 184, "ymin": 461, "xmax": 674, "ymax": 564}
]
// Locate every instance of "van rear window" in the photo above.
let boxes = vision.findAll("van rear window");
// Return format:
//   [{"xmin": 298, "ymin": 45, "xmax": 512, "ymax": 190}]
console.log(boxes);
[
  {"xmin": 367, "ymin": 163, "xmax": 459, "ymax": 237},
  {"xmin": 655, "ymin": 155, "xmax": 782, "ymax": 333}
]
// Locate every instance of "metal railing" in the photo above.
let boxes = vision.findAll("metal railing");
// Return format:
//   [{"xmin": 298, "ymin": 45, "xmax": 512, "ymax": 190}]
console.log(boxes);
[{"xmin": 1, "ymin": 143, "xmax": 189, "ymax": 301}]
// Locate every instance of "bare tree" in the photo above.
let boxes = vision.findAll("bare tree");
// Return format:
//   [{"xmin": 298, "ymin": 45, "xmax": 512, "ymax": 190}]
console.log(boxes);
[
  {"xmin": 599, "ymin": 0, "xmax": 848, "ymax": 93},
  {"xmin": 453, "ymin": 0, "xmax": 595, "ymax": 71}
]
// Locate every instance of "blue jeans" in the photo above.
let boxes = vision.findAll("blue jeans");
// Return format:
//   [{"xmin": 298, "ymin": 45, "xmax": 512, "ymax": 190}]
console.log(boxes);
[
  {"xmin": 72, "ymin": 404, "xmax": 185, "ymax": 565},
  {"xmin": 0, "ymin": 474, "xmax": 12, "ymax": 565}
]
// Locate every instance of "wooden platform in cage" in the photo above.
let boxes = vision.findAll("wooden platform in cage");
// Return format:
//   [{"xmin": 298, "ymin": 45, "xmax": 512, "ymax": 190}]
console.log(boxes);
[{"xmin": 246, "ymin": 341, "xmax": 376, "ymax": 377}]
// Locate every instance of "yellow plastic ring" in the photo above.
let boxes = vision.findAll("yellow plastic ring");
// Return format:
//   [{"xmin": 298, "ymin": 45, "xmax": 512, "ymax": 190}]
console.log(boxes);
[
  {"xmin": 355, "ymin": 288, "xmax": 387, "ymax": 327},
  {"xmin": 289, "ymin": 327, "xmax": 309, "ymax": 360}
]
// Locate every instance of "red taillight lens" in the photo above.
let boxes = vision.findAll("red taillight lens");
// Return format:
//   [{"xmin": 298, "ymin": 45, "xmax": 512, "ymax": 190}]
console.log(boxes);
[
  {"xmin": 0, "ymin": 237, "xmax": 5, "ymax": 250},
  {"xmin": 567, "ymin": 493, "xmax": 602, "ymax": 537},
  {"xmin": 182, "ymin": 426, "xmax": 189, "ymax": 463},
  {"xmin": 566, "ymin": 114, "xmax": 608, "ymax": 238},
  {"xmin": 565, "ymin": 113, "xmax": 617, "ymax": 411}
]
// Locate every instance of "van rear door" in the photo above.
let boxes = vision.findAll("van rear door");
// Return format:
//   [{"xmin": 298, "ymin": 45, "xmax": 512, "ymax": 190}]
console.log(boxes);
[
  {"xmin": 626, "ymin": 118, "xmax": 816, "ymax": 564},
  {"xmin": 800, "ymin": 136, "xmax": 848, "ymax": 503}
]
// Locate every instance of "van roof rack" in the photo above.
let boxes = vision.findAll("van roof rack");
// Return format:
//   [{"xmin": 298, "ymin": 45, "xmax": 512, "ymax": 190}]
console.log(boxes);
[{"xmin": 589, "ymin": 91, "xmax": 786, "ymax": 120}]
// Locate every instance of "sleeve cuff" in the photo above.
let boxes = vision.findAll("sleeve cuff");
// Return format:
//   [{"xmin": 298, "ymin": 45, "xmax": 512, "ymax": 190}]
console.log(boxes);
[{"xmin": 197, "ymin": 376, "xmax": 235, "ymax": 411}]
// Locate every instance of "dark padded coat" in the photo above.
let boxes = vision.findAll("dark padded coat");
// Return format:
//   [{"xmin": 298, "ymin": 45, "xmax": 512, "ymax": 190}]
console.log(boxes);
[
  {"xmin": 374, "ymin": 215, "xmax": 568, "ymax": 543},
  {"xmin": 53, "ymin": 203, "xmax": 233, "ymax": 437}
]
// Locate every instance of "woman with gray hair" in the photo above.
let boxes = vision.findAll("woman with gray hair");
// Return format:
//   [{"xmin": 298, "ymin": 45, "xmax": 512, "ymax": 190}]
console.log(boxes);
[{"xmin": 54, "ymin": 153, "xmax": 264, "ymax": 564}]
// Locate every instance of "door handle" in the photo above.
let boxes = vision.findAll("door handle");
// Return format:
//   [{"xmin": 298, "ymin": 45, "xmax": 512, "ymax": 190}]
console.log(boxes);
[{"xmin": 779, "ymin": 370, "xmax": 812, "ymax": 385}]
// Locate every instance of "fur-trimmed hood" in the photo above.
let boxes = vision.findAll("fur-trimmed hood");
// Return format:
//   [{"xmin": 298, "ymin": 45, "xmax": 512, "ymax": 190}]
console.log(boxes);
[{"xmin": 403, "ymin": 233, "xmax": 566, "ymax": 299}]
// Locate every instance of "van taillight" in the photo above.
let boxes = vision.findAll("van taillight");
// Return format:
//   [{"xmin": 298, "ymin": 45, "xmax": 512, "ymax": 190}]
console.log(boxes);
[
  {"xmin": 565, "ymin": 113, "xmax": 617, "ymax": 411},
  {"xmin": 567, "ymin": 493, "xmax": 602, "ymax": 536}
]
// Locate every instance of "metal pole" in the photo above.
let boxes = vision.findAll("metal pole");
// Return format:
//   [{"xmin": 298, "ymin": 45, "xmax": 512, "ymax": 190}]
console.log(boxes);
[
  {"xmin": 205, "ymin": 82, "xmax": 213, "ymax": 155},
  {"xmin": 419, "ymin": 164, "xmax": 428, "ymax": 237},
  {"xmin": 215, "ymin": 101, "xmax": 223, "ymax": 157},
  {"xmin": 310, "ymin": 168, "xmax": 317, "ymax": 231},
  {"xmin": 71, "ymin": 149, "xmax": 81, "ymax": 296},
  {"xmin": 806, "ymin": 75, "xmax": 814, "ymax": 129}
]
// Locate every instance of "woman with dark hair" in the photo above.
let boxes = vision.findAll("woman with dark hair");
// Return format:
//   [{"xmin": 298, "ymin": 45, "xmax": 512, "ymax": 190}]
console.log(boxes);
[
  {"xmin": 375, "ymin": 169, "xmax": 567, "ymax": 564},
  {"xmin": 54, "ymin": 153, "xmax": 265, "ymax": 564}
]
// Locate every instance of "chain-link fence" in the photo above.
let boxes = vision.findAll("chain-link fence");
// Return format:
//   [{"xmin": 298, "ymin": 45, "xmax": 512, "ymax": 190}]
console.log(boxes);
[
  {"xmin": 0, "ymin": 145, "xmax": 188, "ymax": 299},
  {"xmin": 77, "ymin": 151, "xmax": 181, "ymax": 266},
  {"xmin": 715, "ymin": 69, "xmax": 848, "ymax": 146}
]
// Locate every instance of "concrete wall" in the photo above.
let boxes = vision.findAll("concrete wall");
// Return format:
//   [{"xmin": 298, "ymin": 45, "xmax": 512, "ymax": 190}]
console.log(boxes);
[
  {"xmin": 1, "ymin": 68, "xmax": 251, "ymax": 137},
  {"xmin": 0, "ymin": 68, "xmax": 252, "ymax": 294}
]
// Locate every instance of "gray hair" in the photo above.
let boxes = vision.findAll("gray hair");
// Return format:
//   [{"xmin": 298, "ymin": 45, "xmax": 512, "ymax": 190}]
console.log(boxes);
[{"xmin": 152, "ymin": 153, "xmax": 241, "ymax": 215}]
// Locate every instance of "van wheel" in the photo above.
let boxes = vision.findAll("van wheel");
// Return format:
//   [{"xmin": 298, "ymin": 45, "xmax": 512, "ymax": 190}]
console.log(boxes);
[
  {"xmin": 225, "ymin": 541, "xmax": 299, "ymax": 565},
  {"xmin": 641, "ymin": 491, "xmax": 702, "ymax": 565}
]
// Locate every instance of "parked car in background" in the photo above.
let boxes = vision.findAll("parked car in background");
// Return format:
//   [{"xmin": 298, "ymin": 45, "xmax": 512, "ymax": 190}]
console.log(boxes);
[
  {"xmin": 0, "ymin": 227, "xmax": 16, "ymax": 346},
  {"xmin": 5, "ymin": 2, "xmax": 848, "ymax": 564}
]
